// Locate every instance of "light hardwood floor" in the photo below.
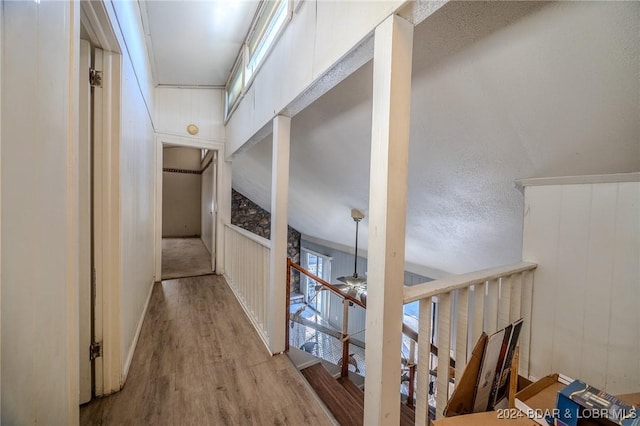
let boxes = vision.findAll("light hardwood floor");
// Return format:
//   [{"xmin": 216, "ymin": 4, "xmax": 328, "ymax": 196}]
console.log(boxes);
[{"xmin": 81, "ymin": 275, "xmax": 334, "ymax": 426}]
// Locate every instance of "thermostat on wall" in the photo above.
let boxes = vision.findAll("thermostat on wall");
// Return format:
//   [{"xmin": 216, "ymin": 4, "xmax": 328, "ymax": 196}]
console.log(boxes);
[{"xmin": 187, "ymin": 124, "xmax": 199, "ymax": 135}]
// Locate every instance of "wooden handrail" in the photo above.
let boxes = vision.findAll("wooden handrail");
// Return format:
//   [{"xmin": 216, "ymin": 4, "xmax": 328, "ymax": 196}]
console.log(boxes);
[
  {"xmin": 224, "ymin": 222, "xmax": 271, "ymax": 248},
  {"xmin": 402, "ymin": 322, "xmax": 419, "ymax": 342},
  {"xmin": 288, "ymin": 259, "xmax": 366, "ymax": 308},
  {"xmin": 288, "ymin": 259, "xmax": 454, "ymax": 366},
  {"xmin": 403, "ymin": 261, "xmax": 537, "ymax": 304}
]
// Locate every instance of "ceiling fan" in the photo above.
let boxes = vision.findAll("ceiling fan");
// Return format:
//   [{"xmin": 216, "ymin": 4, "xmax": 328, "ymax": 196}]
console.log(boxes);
[{"xmin": 336, "ymin": 208, "xmax": 368, "ymax": 305}]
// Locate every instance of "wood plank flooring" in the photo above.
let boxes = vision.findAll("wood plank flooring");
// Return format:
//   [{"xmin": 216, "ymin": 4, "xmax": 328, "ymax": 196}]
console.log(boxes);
[{"xmin": 81, "ymin": 275, "xmax": 333, "ymax": 426}]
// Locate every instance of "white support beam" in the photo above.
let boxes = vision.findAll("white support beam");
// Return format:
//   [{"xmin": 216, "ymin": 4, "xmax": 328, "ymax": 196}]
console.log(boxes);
[
  {"xmin": 216, "ymin": 152, "xmax": 232, "ymax": 275},
  {"xmin": 267, "ymin": 115, "xmax": 291, "ymax": 354},
  {"xmin": 364, "ymin": 14, "xmax": 413, "ymax": 426}
]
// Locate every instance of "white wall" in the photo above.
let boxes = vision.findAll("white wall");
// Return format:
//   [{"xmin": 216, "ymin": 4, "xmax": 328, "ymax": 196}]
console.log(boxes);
[
  {"xmin": 523, "ymin": 177, "xmax": 640, "ymax": 394},
  {"xmin": 108, "ymin": 0, "xmax": 157, "ymax": 380},
  {"xmin": 162, "ymin": 147, "xmax": 202, "ymax": 237},
  {"xmin": 201, "ymin": 153, "xmax": 215, "ymax": 254},
  {"xmin": 226, "ymin": 0, "xmax": 402, "ymax": 156},
  {"xmin": 0, "ymin": 1, "xmax": 3, "ymax": 419},
  {"xmin": 1, "ymin": 1, "xmax": 79, "ymax": 424},
  {"xmin": 233, "ymin": 1, "xmax": 639, "ymax": 276},
  {"xmin": 156, "ymin": 87, "xmax": 224, "ymax": 141}
]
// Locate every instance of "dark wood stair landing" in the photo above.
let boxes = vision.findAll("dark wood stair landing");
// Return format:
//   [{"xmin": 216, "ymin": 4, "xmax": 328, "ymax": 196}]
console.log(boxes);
[
  {"xmin": 301, "ymin": 363, "xmax": 364, "ymax": 426},
  {"xmin": 300, "ymin": 363, "xmax": 415, "ymax": 426}
]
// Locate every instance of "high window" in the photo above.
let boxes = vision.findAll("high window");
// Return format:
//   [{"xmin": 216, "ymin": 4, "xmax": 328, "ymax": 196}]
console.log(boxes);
[{"xmin": 225, "ymin": 0, "xmax": 293, "ymax": 120}]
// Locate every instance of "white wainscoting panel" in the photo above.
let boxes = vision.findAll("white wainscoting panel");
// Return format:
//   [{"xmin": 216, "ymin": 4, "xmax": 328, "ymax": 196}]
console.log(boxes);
[
  {"xmin": 524, "ymin": 180, "xmax": 639, "ymax": 393},
  {"xmin": 155, "ymin": 87, "xmax": 224, "ymax": 141}
]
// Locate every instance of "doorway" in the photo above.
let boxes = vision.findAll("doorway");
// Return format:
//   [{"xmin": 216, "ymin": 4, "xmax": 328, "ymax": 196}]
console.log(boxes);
[
  {"xmin": 160, "ymin": 146, "xmax": 214, "ymax": 280},
  {"xmin": 154, "ymin": 135, "xmax": 226, "ymax": 283}
]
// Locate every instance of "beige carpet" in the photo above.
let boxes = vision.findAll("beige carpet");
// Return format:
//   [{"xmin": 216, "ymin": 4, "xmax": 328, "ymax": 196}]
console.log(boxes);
[{"xmin": 161, "ymin": 237, "xmax": 213, "ymax": 280}]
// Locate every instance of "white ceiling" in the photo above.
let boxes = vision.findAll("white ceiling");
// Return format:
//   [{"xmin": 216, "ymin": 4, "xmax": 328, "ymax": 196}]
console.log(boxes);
[
  {"xmin": 232, "ymin": 1, "xmax": 639, "ymax": 275},
  {"xmin": 142, "ymin": 0, "xmax": 258, "ymax": 86}
]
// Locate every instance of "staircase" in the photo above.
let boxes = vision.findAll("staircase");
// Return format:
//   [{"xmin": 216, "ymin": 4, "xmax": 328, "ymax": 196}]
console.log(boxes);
[{"xmin": 300, "ymin": 363, "xmax": 415, "ymax": 426}]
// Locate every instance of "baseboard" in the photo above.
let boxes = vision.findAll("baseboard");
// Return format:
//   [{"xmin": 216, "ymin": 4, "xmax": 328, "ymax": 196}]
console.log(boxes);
[
  {"xmin": 121, "ymin": 279, "xmax": 155, "ymax": 385},
  {"xmin": 222, "ymin": 273, "xmax": 272, "ymax": 354}
]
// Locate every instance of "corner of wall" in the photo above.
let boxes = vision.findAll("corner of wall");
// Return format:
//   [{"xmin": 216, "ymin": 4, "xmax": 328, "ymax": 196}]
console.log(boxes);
[{"xmin": 122, "ymin": 278, "xmax": 155, "ymax": 384}]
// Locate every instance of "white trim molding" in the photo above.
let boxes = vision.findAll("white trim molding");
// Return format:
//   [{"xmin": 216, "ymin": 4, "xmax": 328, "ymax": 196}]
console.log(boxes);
[
  {"xmin": 517, "ymin": 172, "xmax": 640, "ymax": 188},
  {"xmin": 154, "ymin": 133, "xmax": 230, "ymax": 280},
  {"xmin": 121, "ymin": 279, "xmax": 155, "ymax": 384}
]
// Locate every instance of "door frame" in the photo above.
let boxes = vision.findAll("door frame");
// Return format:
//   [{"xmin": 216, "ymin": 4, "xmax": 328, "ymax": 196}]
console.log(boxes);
[
  {"xmin": 78, "ymin": 37, "xmax": 92, "ymax": 405},
  {"xmin": 79, "ymin": 0, "xmax": 122, "ymax": 397},
  {"xmin": 154, "ymin": 134, "xmax": 231, "ymax": 281}
]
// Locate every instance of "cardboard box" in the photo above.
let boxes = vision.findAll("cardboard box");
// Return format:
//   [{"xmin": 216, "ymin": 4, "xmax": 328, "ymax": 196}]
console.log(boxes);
[
  {"xmin": 432, "ymin": 410, "xmax": 539, "ymax": 425},
  {"xmin": 444, "ymin": 333, "xmax": 488, "ymax": 416},
  {"xmin": 514, "ymin": 373, "xmax": 573, "ymax": 425},
  {"xmin": 515, "ymin": 375, "xmax": 640, "ymax": 426},
  {"xmin": 444, "ymin": 319, "xmax": 525, "ymax": 417},
  {"xmin": 555, "ymin": 381, "xmax": 639, "ymax": 426}
]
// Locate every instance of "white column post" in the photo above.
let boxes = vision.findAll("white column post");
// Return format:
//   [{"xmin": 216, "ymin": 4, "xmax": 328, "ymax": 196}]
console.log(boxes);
[
  {"xmin": 364, "ymin": 14, "xmax": 413, "ymax": 426},
  {"xmin": 216, "ymin": 150, "xmax": 232, "ymax": 276},
  {"xmin": 268, "ymin": 115, "xmax": 291, "ymax": 354}
]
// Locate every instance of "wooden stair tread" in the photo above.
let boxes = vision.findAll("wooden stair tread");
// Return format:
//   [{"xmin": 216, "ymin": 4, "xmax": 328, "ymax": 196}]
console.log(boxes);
[
  {"xmin": 337, "ymin": 377, "xmax": 364, "ymax": 408},
  {"xmin": 301, "ymin": 363, "xmax": 363, "ymax": 426},
  {"xmin": 400, "ymin": 403, "xmax": 416, "ymax": 426},
  {"xmin": 302, "ymin": 364, "xmax": 416, "ymax": 426},
  {"xmin": 337, "ymin": 376, "xmax": 415, "ymax": 426}
]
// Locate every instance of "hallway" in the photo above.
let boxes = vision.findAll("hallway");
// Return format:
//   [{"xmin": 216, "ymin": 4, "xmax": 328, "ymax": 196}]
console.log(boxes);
[
  {"xmin": 80, "ymin": 275, "xmax": 333, "ymax": 425},
  {"xmin": 161, "ymin": 237, "xmax": 213, "ymax": 280}
]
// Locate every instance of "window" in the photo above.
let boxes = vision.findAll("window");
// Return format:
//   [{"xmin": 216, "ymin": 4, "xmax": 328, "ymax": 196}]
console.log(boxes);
[
  {"xmin": 245, "ymin": 0, "xmax": 289, "ymax": 83},
  {"xmin": 225, "ymin": 57, "xmax": 244, "ymax": 117},
  {"xmin": 301, "ymin": 248, "xmax": 331, "ymax": 315},
  {"xmin": 224, "ymin": 0, "xmax": 292, "ymax": 120}
]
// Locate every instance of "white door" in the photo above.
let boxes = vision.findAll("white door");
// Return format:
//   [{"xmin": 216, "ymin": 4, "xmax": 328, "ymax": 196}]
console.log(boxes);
[
  {"xmin": 92, "ymin": 46, "xmax": 106, "ymax": 396},
  {"xmin": 78, "ymin": 38, "xmax": 92, "ymax": 404}
]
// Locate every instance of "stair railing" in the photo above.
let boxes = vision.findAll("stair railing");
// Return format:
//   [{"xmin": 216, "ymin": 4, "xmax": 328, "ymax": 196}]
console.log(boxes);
[
  {"xmin": 404, "ymin": 262, "xmax": 537, "ymax": 424},
  {"xmin": 287, "ymin": 259, "xmax": 446, "ymax": 386},
  {"xmin": 287, "ymin": 258, "xmax": 365, "ymax": 378}
]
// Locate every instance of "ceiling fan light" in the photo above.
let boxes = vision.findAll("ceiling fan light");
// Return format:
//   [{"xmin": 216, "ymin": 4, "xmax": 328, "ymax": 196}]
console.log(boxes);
[{"xmin": 337, "ymin": 274, "xmax": 367, "ymax": 287}]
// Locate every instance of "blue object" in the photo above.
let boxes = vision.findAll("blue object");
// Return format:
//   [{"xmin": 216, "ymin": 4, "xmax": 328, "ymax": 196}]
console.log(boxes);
[{"xmin": 554, "ymin": 380, "xmax": 639, "ymax": 426}]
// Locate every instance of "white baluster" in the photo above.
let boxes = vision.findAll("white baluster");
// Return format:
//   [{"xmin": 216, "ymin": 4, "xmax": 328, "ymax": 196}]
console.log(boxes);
[
  {"xmin": 519, "ymin": 270, "xmax": 534, "ymax": 377},
  {"xmin": 509, "ymin": 272, "xmax": 522, "ymax": 323},
  {"xmin": 472, "ymin": 283, "xmax": 485, "ymax": 346},
  {"xmin": 455, "ymin": 288, "xmax": 469, "ymax": 384},
  {"xmin": 486, "ymin": 279, "xmax": 499, "ymax": 334},
  {"xmin": 498, "ymin": 275, "xmax": 512, "ymax": 329},
  {"xmin": 415, "ymin": 297, "xmax": 433, "ymax": 426},
  {"xmin": 436, "ymin": 293, "xmax": 452, "ymax": 420}
]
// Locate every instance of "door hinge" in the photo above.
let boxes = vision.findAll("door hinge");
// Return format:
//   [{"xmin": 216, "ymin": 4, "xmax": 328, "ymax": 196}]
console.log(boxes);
[
  {"xmin": 89, "ymin": 68, "xmax": 102, "ymax": 88},
  {"xmin": 90, "ymin": 341, "xmax": 103, "ymax": 361}
]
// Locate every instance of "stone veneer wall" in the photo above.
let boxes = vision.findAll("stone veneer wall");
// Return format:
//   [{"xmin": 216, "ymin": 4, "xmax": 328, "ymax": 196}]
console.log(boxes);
[{"xmin": 231, "ymin": 189, "xmax": 301, "ymax": 294}]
